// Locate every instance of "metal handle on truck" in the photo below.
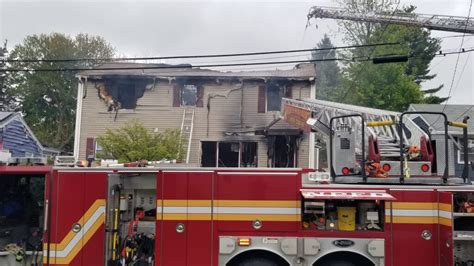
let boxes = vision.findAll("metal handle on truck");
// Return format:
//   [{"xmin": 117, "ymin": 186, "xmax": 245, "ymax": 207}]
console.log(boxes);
[{"xmin": 43, "ymin": 200, "xmax": 49, "ymax": 233}]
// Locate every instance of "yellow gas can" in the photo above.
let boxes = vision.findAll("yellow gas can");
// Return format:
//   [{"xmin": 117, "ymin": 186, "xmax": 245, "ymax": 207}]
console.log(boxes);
[{"xmin": 337, "ymin": 207, "xmax": 356, "ymax": 231}]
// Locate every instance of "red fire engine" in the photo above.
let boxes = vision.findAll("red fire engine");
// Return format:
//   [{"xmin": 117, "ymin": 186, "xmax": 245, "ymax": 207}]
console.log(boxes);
[{"xmin": 0, "ymin": 99, "xmax": 472, "ymax": 266}]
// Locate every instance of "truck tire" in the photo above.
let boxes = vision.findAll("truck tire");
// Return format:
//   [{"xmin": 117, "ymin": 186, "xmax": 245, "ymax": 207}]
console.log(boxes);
[
  {"xmin": 235, "ymin": 257, "xmax": 286, "ymax": 266},
  {"xmin": 315, "ymin": 260, "xmax": 357, "ymax": 266},
  {"xmin": 314, "ymin": 251, "xmax": 374, "ymax": 266}
]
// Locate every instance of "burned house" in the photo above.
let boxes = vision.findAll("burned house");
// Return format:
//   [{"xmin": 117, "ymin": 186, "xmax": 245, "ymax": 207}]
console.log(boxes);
[{"xmin": 73, "ymin": 63, "xmax": 316, "ymax": 168}]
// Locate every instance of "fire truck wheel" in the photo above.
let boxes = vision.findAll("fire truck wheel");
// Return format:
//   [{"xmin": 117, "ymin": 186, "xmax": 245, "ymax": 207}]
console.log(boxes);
[
  {"xmin": 315, "ymin": 260, "xmax": 356, "ymax": 266},
  {"xmin": 314, "ymin": 251, "xmax": 375, "ymax": 266},
  {"xmin": 227, "ymin": 250, "xmax": 289, "ymax": 266},
  {"xmin": 235, "ymin": 257, "xmax": 285, "ymax": 266}
]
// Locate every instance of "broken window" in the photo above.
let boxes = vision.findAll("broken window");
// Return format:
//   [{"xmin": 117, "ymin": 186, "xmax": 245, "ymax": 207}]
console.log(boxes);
[
  {"xmin": 257, "ymin": 82, "xmax": 292, "ymax": 113},
  {"xmin": 182, "ymin": 85, "xmax": 197, "ymax": 106},
  {"xmin": 241, "ymin": 142, "xmax": 258, "ymax": 167},
  {"xmin": 201, "ymin": 141, "xmax": 258, "ymax": 167},
  {"xmin": 218, "ymin": 142, "xmax": 239, "ymax": 167},
  {"xmin": 267, "ymin": 135, "xmax": 299, "ymax": 167},
  {"xmin": 201, "ymin": 141, "xmax": 217, "ymax": 167},
  {"xmin": 266, "ymin": 83, "xmax": 282, "ymax": 111},
  {"xmin": 173, "ymin": 84, "xmax": 204, "ymax": 107},
  {"xmin": 98, "ymin": 77, "xmax": 151, "ymax": 111}
]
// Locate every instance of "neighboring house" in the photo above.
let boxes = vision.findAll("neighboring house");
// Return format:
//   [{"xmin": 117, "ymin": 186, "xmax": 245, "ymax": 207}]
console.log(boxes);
[
  {"xmin": 408, "ymin": 104, "xmax": 474, "ymax": 180},
  {"xmin": 74, "ymin": 63, "xmax": 316, "ymax": 168},
  {"xmin": 0, "ymin": 112, "xmax": 44, "ymax": 157}
]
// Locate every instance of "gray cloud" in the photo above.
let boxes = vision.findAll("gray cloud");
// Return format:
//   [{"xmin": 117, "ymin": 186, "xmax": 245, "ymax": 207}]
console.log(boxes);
[{"xmin": 1, "ymin": 0, "xmax": 472, "ymax": 104}]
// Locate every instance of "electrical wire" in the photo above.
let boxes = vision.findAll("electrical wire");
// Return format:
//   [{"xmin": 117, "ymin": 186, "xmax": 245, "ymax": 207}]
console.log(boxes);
[
  {"xmin": 340, "ymin": 1, "xmax": 402, "ymax": 101},
  {"xmin": 3, "ymin": 42, "xmax": 399, "ymax": 64},
  {"xmin": 3, "ymin": 48, "xmax": 474, "ymax": 73},
  {"xmin": 433, "ymin": 0, "xmax": 473, "ymax": 125},
  {"xmin": 454, "ymin": 106, "xmax": 473, "ymax": 121},
  {"xmin": 3, "ymin": 57, "xmax": 350, "ymax": 72}
]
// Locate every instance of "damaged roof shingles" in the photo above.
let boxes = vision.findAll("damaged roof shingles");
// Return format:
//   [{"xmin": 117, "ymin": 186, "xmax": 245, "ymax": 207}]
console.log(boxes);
[{"xmin": 76, "ymin": 63, "xmax": 316, "ymax": 80}]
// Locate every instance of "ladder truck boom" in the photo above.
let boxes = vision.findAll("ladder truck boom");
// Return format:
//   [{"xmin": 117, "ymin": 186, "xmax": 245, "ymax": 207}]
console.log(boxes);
[{"xmin": 308, "ymin": 6, "xmax": 474, "ymax": 34}]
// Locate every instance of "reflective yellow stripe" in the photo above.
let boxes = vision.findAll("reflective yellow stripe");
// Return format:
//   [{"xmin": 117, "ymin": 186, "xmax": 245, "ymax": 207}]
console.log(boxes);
[
  {"xmin": 43, "ymin": 200, "xmax": 105, "ymax": 265},
  {"xmin": 385, "ymin": 201, "xmax": 453, "ymax": 226},
  {"xmin": 216, "ymin": 200, "xmax": 299, "ymax": 208},
  {"xmin": 390, "ymin": 216, "xmax": 438, "ymax": 224},
  {"xmin": 391, "ymin": 202, "xmax": 437, "ymax": 210},
  {"xmin": 216, "ymin": 214, "xmax": 300, "ymax": 221},
  {"xmin": 438, "ymin": 203, "xmax": 451, "ymax": 212}
]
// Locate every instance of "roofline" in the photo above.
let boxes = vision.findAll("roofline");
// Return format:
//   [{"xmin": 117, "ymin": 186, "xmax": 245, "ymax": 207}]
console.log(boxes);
[
  {"xmin": 0, "ymin": 112, "xmax": 45, "ymax": 152},
  {"xmin": 75, "ymin": 74, "xmax": 314, "ymax": 82}
]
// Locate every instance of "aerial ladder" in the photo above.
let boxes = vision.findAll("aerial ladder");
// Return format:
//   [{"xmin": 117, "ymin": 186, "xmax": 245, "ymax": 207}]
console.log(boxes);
[
  {"xmin": 307, "ymin": 6, "xmax": 474, "ymax": 34},
  {"xmin": 282, "ymin": 98, "xmax": 425, "ymax": 159},
  {"xmin": 280, "ymin": 98, "xmax": 467, "ymax": 183}
]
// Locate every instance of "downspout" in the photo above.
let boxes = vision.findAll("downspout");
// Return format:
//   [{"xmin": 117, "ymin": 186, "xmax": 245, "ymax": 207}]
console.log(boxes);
[
  {"xmin": 240, "ymin": 79, "xmax": 244, "ymax": 128},
  {"xmin": 73, "ymin": 77, "xmax": 85, "ymax": 160},
  {"xmin": 308, "ymin": 79, "xmax": 316, "ymax": 169}
]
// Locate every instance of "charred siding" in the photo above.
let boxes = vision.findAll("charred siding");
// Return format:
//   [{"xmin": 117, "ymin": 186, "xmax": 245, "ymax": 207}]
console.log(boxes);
[{"xmin": 79, "ymin": 80, "xmax": 312, "ymax": 168}]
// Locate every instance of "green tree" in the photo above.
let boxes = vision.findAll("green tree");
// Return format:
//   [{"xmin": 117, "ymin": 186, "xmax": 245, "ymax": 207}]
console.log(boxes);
[
  {"xmin": 0, "ymin": 40, "xmax": 17, "ymax": 111},
  {"xmin": 312, "ymin": 34, "xmax": 341, "ymax": 101},
  {"xmin": 7, "ymin": 33, "xmax": 115, "ymax": 151},
  {"xmin": 335, "ymin": 3, "xmax": 445, "ymax": 110},
  {"xmin": 96, "ymin": 119, "xmax": 184, "ymax": 163}
]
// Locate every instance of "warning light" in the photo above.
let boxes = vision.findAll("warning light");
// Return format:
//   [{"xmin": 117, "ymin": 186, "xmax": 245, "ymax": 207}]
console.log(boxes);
[
  {"xmin": 382, "ymin": 164, "xmax": 391, "ymax": 172},
  {"xmin": 238, "ymin": 238, "xmax": 251, "ymax": 246},
  {"xmin": 341, "ymin": 167, "xmax": 350, "ymax": 175},
  {"xmin": 421, "ymin": 164, "xmax": 430, "ymax": 172}
]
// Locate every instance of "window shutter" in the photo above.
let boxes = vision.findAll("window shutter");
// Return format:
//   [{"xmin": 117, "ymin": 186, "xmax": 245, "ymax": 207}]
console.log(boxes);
[
  {"xmin": 196, "ymin": 86, "xmax": 204, "ymax": 107},
  {"xmin": 173, "ymin": 85, "xmax": 181, "ymax": 107},
  {"xmin": 285, "ymin": 85, "xmax": 292, "ymax": 99},
  {"xmin": 85, "ymin": 137, "xmax": 95, "ymax": 159},
  {"xmin": 257, "ymin": 85, "xmax": 266, "ymax": 113}
]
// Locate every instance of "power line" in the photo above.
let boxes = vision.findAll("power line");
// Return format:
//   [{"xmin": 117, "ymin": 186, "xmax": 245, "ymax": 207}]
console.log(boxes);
[
  {"xmin": 340, "ymin": 1, "xmax": 402, "ymax": 101},
  {"xmin": 454, "ymin": 106, "xmax": 473, "ymax": 121},
  {"xmin": 3, "ymin": 49, "xmax": 473, "ymax": 73},
  {"xmin": 3, "ymin": 42, "xmax": 400, "ymax": 64},
  {"xmin": 433, "ymin": 0, "xmax": 473, "ymax": 125},
  {"xmin": 3, "ymin": 57, "xmax": 351, "ymax": 72}
]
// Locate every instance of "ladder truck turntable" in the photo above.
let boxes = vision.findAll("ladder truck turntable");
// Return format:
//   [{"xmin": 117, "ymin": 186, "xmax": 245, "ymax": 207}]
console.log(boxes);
[{"xmin": 0, "ymin": 97, "xmax": 472, "ymax": 266}]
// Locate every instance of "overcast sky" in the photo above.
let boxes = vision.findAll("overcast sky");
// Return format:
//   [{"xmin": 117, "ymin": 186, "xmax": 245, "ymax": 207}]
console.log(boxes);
[{"xmin": 1, "ymin": 0, "xmax": 473, "ymax": 104}]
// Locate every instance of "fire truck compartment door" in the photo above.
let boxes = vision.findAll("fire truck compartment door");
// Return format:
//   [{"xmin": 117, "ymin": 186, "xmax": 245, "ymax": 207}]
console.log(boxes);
[
  {"xmin": 300, "ymin": 189, "xmax": 397, "ymax": 201},
  {"xmin": 438, "ymin": 191, "xmax": 453, "ymax": 266}
]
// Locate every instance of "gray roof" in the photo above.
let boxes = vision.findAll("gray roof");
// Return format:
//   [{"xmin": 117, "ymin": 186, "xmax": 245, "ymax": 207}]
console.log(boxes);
[
  {"xmin": 77, "ymin": 63, "xmax": 316, "ymax": 80},
  {"xmin": 409, "ymin": 104, "xmax": 474, "ymax": 134},
  {"xmin": 0, "ymin": 111, "xmax": 15, "ymax": 122}
]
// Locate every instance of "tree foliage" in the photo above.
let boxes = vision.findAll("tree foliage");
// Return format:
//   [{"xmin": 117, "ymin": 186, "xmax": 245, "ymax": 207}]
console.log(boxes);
[
  {"xmin": 96, "ymin": 119, "xmax": 184, "ymax": 163},
  {"xmin": 334, "ymin": 2, "xmax": 445, "ymax": 111},
  {"xmin": 312, "ymin": 34, "xmax": 341, "ymax": 101},
  {"xmin": 0, "ymin": 41, "xmax": 18, "ymax": 111},
  {"xmin": 7, "ymin": 33, "xmax": 115, "ymax": 151}
]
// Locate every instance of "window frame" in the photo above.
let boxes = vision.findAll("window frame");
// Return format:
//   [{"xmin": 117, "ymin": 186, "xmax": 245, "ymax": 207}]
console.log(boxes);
[
  {"xmin": 173, "ymin": 82, "xmax": 204, "ymax": 108},
  {"xmin": 266, "ymin": 83, "xmax": 283, "ymax": 112},
  {"xmin": 457, "ymin": 138, "xmax": 474, "ymax": 164},
  {"xmin": 181, "ymin": 84, "xmax": 198, "ymax": 107},
  {"xmin": 200, "ymin": 141, "xmax": 258, "ymax": 168},
  {"xmin": 258, "ymin": 82, "xmax": 292, "ymax": 113}
]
